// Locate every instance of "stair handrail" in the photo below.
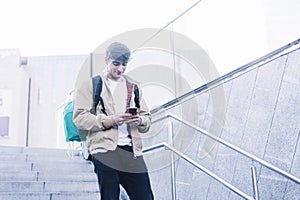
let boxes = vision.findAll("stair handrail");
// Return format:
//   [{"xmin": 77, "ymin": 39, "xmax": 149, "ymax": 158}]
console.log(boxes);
[
  {"xmin": 150, "ymin": 113, "xmax": 300, "ymax": 185},
  {"xmin": 142, "ymin": 142, "xmax": 255, "ymax": 200},
  {"xmin": 150, "ymin": 38, "xmax": 300, "ymax": 116}
]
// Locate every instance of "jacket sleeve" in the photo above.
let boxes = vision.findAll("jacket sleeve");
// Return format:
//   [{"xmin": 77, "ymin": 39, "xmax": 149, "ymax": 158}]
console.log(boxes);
[
  {"xmin": 136, "ymin": 85, "xmax": 151, "ymax": 133},
  {"xmin": 73, "ymin": 78, "xmax": 114, "ymax": 131}
]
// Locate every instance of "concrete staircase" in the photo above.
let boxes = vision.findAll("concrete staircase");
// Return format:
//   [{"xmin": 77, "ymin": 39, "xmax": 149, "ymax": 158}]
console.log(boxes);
[{"xmin": 0, "ymin": 145, "xmax": 100, "ymax": 200}]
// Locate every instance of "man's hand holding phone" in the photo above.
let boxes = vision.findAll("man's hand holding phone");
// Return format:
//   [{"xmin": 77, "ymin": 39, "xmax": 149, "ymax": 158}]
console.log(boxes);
[{"xmin": 111, "ymin": 107, "xmax": 141, "ymax": 126}]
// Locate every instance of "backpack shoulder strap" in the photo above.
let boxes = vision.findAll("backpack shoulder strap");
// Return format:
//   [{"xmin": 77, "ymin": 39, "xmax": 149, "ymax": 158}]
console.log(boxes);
[
  {"xmin": 133, "ymin": 84, "xmax": 140, "ymax": 108},
  {"xmin": 92, "ymin": 75, "xmax": 107, "ymax": 115},
  {"xmin": 126, "ymin": 80, "xmax": 140, "ymax": 109}
]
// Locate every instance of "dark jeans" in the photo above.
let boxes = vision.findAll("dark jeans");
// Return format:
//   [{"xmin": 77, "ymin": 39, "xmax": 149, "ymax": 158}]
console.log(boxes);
[{"xmin": 92, "ymin": 146, "xmax": 154, "ymax": 200}]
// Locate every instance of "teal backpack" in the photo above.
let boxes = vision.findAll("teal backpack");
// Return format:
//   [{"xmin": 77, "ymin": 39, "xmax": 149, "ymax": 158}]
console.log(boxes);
[
  {"xmin": 63, "ymin": 100, "xmax": 81, "ymax": 142},
  {"xmin": 63, "ymin": 75, "xmax": 104, "ymax": 143}
]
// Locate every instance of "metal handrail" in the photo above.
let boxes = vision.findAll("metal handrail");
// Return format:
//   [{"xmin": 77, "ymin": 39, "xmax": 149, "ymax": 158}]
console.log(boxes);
[
  {"xmin": 251, "ymin": 166, "xmax": 259, "ymax": 200},
  {"xmin": 150, "ymin": 38, "xmax": 300, "ymax": 116},
  {"xmin": 151, "ymin": 113, "xmax": 300, "ymax": 185},
  {"xmin": 142, "ymin": 142, "xmax": 254, "ymax": 200}
]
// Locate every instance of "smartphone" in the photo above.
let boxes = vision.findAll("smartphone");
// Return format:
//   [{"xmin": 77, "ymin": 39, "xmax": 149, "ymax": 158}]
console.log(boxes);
[{"xmin": 126, "ymin": 107, "xmax": 138, "ymax": 115}]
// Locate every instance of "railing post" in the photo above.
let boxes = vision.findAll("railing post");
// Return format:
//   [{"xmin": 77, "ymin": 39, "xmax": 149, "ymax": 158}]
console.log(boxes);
[
  {"xmin": 251, "ymin": 166, "xmax": 259, "ymax": 200},
  {"xmin": 168, "ymin": 119, "xmax": 177, "ymax": 200}
]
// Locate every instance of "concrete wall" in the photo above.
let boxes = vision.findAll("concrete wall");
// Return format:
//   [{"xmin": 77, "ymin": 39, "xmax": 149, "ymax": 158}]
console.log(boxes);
[
  {"xmin": 0, "ymin": 49, "xmax": 29, "ymax": 147},
  {"xmin": 147, "ymin": 48, "xmax": 300, "ymax": 199},
  {"xmin": 23, "ymin": 55, "xmax": 87, "ymax": 148}
]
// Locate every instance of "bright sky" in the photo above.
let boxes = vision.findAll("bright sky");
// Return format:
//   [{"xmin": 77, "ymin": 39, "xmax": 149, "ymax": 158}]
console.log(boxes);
[
  {"xmin": 1, "ymin": 0, "xmax": 300, "ymax": 75},
  {"xmin": 0, "ymin": 0, "xmax": 188, "ymax": 56}
]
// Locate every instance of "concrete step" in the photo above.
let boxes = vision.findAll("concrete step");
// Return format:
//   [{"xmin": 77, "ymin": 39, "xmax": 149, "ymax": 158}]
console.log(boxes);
[
  {"xmin": 0, "ymin": 171, "xmax": 38, "ymax": 181},
  {"xmin": 0, "ymin": 192, "xmax": 50, "ymax": 200},
  {"xmin": 0, "ymin": 145, "xmax": 98, "ymax": 198},
  {"xmin": 0, "ymin": 146, "xmax": 81, "ymax": 157},
  {"xmin": 0, "ymin": 192, "xmax": 100, "ymax": 200},
  {"xmin": 0, "ymin": 146, "xmax": 23, "ymax": 154},
  {"xmin": 0, "ymin": 181, "xmax": 98, "ymax": 193},
  {"xmin": 37, "ymin": 172, "xmax": 97, "ymax": 182},
  {"xmin": 0, "ymin": 150, "xmax": 81, "ymax": 158},
  {"xmin": 27, "ymin": 154, "xmax": 86, "ymax": 163},
  {"xmin": 0, "ymin": 153, "xmax": 89, "ymax": 164},
  {"xmin": 0, "ymin": 160, "xmax": 94, "ymax": 172},
  {"xmin": 0, "ymin": 162, "xmax": 32, "ymax": 171},
  {"xmin": 32, "ymin": 162, "xmax": 94, "ymax": 172},
  {"xmin": 0, "ymin": 171, "xmax": 97, "ymax": 182}
]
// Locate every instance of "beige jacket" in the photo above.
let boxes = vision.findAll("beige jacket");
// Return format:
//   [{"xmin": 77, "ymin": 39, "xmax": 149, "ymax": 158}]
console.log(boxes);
[{"xmin": 73, "ymin": 74, "xmax": 151, "ymax": 157}]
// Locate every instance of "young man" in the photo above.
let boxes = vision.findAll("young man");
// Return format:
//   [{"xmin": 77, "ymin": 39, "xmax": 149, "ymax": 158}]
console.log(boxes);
[{"xmin": 73, "ymin": 42, "xmax": 154, "ymax": 200}]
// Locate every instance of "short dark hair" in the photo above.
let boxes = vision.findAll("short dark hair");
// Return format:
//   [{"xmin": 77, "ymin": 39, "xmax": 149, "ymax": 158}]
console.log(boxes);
[{"xmin": 106, "ymin": 42, "xmax": 131, "ymax": 62}]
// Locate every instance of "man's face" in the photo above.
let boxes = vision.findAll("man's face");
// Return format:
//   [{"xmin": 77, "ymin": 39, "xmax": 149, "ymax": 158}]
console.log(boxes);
[{"xmin": 107, "ymin": 59, "xmax": 128, "ymax": 80}]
